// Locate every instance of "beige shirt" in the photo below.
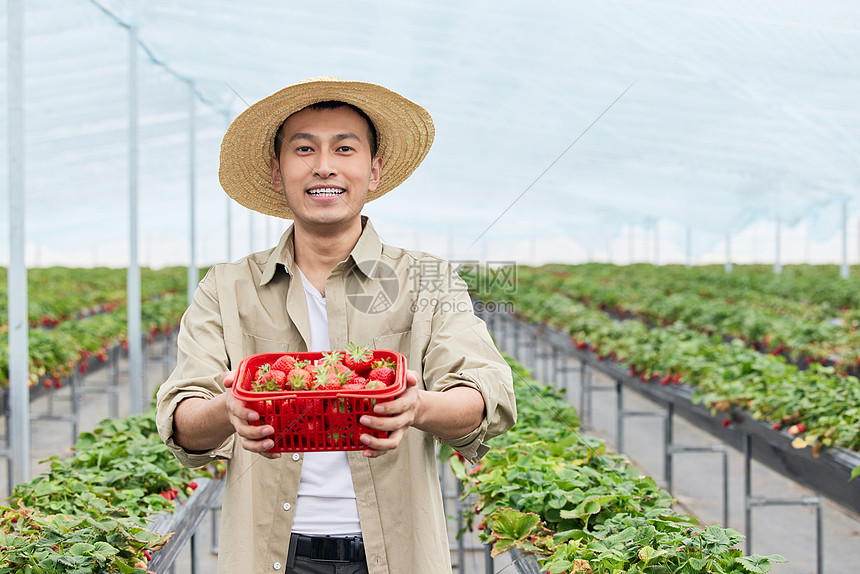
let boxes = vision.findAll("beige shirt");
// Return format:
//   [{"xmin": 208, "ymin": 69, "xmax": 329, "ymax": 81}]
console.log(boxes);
[{"xmin": 155, "ymin": 217, "xmax": 516, "ymax": 574}]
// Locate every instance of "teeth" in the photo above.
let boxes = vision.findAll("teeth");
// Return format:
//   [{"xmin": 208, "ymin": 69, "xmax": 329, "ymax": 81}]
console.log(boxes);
[{"xmin": 307, "ymin": 188, "xmax": 344, "ymax": 196}]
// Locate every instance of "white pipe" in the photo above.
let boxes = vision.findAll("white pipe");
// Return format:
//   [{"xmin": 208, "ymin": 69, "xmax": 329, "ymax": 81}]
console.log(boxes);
[
  {"xmin": 128, "ymin": 24, "xmax": 143, "ymax": 414},
  {"xmin": 225, "ymin": 114, "xmax": 232, "ymax": 263},
  {"xmin": 685, "ymin": 226, "xmax": 692, "ymax": 268},
  {"xmin": 187, "ymin": 82, "xmax": 198, "ymax": 304},
  {"xmin": 841, "ymin": 200, "xmax": 849, "ymax": 279},
  {"xmin": 725, "ymin": 233, "xmax": 733, "ymax": 273},
  {"xmin": 774, "ymin": 219, "xmax": 782, "ymax": 274},
  {"xmin": 8, "ymin": 0, "xmax": 31, "ymax": 486}
]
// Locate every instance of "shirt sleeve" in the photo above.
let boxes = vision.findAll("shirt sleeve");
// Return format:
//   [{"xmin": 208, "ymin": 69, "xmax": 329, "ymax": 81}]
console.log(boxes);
[
  {"xmin": 421, "ymin": 262, "xmax": 517, "ymax": 462},
  {"xmin": 155, "ymin": 267, "xmax": 235, "ymax": 468}
]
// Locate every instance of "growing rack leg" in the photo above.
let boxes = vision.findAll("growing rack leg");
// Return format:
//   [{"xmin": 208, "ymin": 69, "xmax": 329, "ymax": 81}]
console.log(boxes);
[
  {"xmin": 743, "ymin": 434, "xmax": 823, "ymax": 574},
  {"xmin": 665, "ymin": 403, "xmax": 729, "ymax": 527},
  {"xmin": 615, "ymin": 380, "xmax": 667, "ymax": 457}
]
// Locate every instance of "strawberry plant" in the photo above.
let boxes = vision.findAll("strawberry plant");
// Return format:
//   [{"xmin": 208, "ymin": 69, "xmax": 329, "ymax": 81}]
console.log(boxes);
[
  {"xmin": 452, "ymin": 354, "xmax": 786, "ymax": 572},
  {"xmin": 464, "ymin": 268, "xmax": 860, "ymax": 457},
  {"xmin": 2, "ymin": 407, "xmax": 211, "ymax": 573}
]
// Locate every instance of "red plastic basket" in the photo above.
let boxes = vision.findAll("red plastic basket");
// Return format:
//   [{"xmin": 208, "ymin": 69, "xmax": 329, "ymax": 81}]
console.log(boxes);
[{"xmin": 231, "ymin": 350, "xmax": 407, "ymax": 452}]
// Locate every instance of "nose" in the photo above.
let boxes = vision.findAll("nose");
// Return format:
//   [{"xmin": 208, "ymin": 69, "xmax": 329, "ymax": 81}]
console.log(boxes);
[{"xmin": 312, "ymin": 149, "xmax": 337, "ymax": 179}]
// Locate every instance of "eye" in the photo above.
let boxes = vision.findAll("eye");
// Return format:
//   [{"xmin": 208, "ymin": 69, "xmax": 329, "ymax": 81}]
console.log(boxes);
[
  {"xmin": 337, "ymin": 145, "xmax": 354, "ymax": 153},
  {"xmin": 295, "ymin": 145, "xmax": 313, "ymax": 153}
]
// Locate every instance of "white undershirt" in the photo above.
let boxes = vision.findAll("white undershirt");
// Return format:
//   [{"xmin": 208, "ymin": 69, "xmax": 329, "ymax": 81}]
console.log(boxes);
[{"xmin": 291, "ymin": 267, "xmax": 362, "ymax": 536}]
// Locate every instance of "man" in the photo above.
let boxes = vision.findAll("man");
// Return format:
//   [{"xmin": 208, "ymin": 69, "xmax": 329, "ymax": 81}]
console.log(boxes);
[{"xmin": 156, "ymin": 76, "xmax": 516, "ymax": 574}]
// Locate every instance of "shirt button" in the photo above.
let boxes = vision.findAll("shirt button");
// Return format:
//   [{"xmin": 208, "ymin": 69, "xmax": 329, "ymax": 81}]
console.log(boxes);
[
  {"xmin": 283, "ymin": 502, "xmax": 291, "ymax": 511},
  {"xmin": 273, "ymin": 562, "xmax": 281, "ymax": 570},
  {"xmin": 292, "ymin": 453, "xmax": 300, "ymax": 461}
]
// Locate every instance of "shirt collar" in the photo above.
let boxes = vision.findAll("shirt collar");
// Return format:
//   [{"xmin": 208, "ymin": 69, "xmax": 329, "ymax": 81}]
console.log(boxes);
[{"xmin": 259, "ymin": 215, "xmax": 383, "ymax": 286}]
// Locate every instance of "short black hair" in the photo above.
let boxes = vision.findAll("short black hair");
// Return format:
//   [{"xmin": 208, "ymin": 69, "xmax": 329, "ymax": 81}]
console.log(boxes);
[{"xmin": 274, "ymin": 100, "xmax": 379, "ymax": 159}]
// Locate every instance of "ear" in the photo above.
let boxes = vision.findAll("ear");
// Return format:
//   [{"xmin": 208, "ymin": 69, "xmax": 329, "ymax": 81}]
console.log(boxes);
[
  {"xmin": 367, "ymin": 155, "xmax": 383, "ymax": 193},
  {"xmin": 270, "ymin": 156, "xmax": 283, "ymax": 192}
]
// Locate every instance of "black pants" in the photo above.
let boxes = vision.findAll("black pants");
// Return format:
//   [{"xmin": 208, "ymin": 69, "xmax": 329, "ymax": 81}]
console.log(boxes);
[
  {"xmin": 286, "ymin": 534, "xmax": 369, "ymax": 574},
  {"xmin": 286, "ymin": 556, "xmax": 369, "ymax": 574}
]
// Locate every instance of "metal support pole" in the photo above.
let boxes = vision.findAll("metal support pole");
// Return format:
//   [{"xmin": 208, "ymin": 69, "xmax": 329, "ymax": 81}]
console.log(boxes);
[
  {"xmin": 815, "ymin": 498, "xmax": 823, "ymax": 574},
  {"xmin": 774, "ymin": 219, "xmax": 782, "ymax": 275},
  {"xmin": 653, "ymin": 221, "xmax": 660, "ymax": 265},
  {"xmin": 725, "ymin": 233, "xmax": 733, "ymax": 273},
  {"xmin": 210, "ymin": 504, "xmax": 220, "ymax": 555},
  {"xmin": 224, "ymin": 113, "xmax": 233, "ymax": 263},
  {"xmin": 163, "ymin": 335, "xmax": 171, "ymax": 380},
  {"xmin": 579, "ymin": 362, "xmax": 588, "ymax": 428},
  {"xmin": 69, "ymin": 368, "xmax": 79, "ymax": 444},
  {"xmin": 187, "ymin": 81, "xmax": 198, "ymax": 305},
  {"xmin": 8, "ymin": 0, "xmax": 31, "ymax": 486},
  {"xmin": 127, "ymin": 23, "xmax": 144, "ymax": 415},
  {"xmin": 744, "ymin": 433, "xmax": 753, "ymax": 555},
  {"xmin": 456, "ymin": 478, "xmax": 465, "ymax": 571},
  {"xmin": 744, "ymin": 432, "xmax": 823, "ymax": 573},
  {"xmin": 685, "ymin": 226, "xmax": 692, "ymax": 269},
  {"xmin": 551, "ymin": 346, "xmax": 561, "ymax": 389},
  {"xmin": 109, "ymin": 346, "xmax": 119, "ymax": 419},
  {"xmin": 190, "ymin": 531, "xmax": 199, "ymax": 574},
  {"xmin": 841, "ymin": 199, "xmax": 849, "ymax": 279},
  {"xmin": 484, "ymin": 544, "xmax": 494, "ymax": 574},
  {"xmin": 665, "ymin": 403, "xmax": 673, "ymax": 490},
  {"xmin": 628, "ymin": 224, "xmax": 635, "ymax": 264},
  {"xmin": 616, "ymin": 380, "xmax": 624, "ymax": 452},
  {"xmin": 512, "ymin": 317, "xmax": 520, "ymax": 361}
]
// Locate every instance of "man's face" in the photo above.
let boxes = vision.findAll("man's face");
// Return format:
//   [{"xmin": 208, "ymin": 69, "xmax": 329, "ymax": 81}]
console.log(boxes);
[{"xmin": 270, "ymin": 105, "xmax": 382, "ymax": 229}]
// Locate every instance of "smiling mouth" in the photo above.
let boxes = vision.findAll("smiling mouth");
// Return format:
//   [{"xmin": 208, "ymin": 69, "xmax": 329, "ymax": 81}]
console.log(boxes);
[{"xmin": 306, "ymin": 187, "xmax": 345, "ymax": 197}]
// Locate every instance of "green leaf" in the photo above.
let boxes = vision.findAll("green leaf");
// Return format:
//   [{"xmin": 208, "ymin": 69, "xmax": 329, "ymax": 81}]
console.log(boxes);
[
  {"xmin": 736, "ymin": 553, "xmax": 788, "ymax": 573},
  {"xmin": 93, "ymin": 541, "xmax": 119, "ymax": 557},
  {"xmin": 850, "ymin": 465, "xmax": 860, "ymax": 481},
  {"xmin": 449, "ymin": 455, "xmax": 467, "ymax": 481},
  {"xmin": 490, "ymin": 508, "xmax": 541, "ymax": 541}
]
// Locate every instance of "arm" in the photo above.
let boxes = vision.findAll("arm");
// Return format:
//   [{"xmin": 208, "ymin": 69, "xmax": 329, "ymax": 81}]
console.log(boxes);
[
  {"xmin": 358, "ymin": 369, "xmax": 485, "ymax": 457},
  {"xmin": 173, "ymin": 371, "xmax": 285, "ymax": 460},
  {"xmin": 358, "ymin": 259, "xmax": 516, "ymax": 459},
  {"xmin": 156, "ymin": 269, "xmax": 284, "ymax": 464}
]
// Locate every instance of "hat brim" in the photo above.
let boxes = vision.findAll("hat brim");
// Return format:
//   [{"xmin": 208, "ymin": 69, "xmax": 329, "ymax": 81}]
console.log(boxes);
[{"xmin": 219, "ymin": 78, "xmax": 435, "ymax": 219}]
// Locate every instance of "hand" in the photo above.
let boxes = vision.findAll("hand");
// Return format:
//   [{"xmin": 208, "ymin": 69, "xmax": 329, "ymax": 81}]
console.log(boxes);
[
  {"xmin": 223, "ymin": 371, "xmax": 281, "ymax": 459},
  {"xmin": 358, "ymin": 369, "xmax": 421, "ymax": 458}
]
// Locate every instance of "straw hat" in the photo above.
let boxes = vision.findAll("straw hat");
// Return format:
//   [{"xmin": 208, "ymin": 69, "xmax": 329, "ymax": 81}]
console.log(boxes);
[{"xmin": 219, "ymin": 76, "xmax": 435, "ymax": 219}]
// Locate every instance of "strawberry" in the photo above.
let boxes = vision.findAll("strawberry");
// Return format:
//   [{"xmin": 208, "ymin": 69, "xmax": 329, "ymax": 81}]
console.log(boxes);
[
  {"xmin": 334, "ymin": 368, "xmax": 354, "ymax": 388},
  {"xmin": 365, "ymin": 379, "xmax": 386, "ymax": 390},
  {"xmin": 369, "ymin": 359, "xmax": 395, "ymax": 386},
  {"xmin": 319, "ymin": 350, "xmax": 344, "ymax": 368},
  {"xmin": 254, "ymin": 363, "xmax": 272, "ymax": 380},
  {"xmin": 255, "ymin": 369, "xmax": 286, "ymax": 391},
  {"xmin": 771, "ymin": 423, "xmax": 781, "ymax": 431},
  {"xmin": 343, "ymin": 381, "xmax": 366, "ymax": 391},
  {"xmin": 350, "ymin": 375, "xmax": 368, "ymax": 387},
  {"xmin": 311, "ymin": 365, "xmax": 337, "ymax": 389},
  {"xmin": 286, "ymin": 369, "xmax": 311, "ymax": 390},
  {"xmin": 272, "ymin": 355, "xmax": 297, "ymax": 374},
  {"xmin": 343, "ymin": 343, "xmax": 375, "ymax": 374}
]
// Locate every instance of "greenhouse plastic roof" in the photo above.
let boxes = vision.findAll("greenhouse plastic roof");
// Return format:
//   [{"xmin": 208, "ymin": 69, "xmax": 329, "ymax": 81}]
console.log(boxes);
[{"xmin": 1, "ymin": 0, "xmax": 859, "ymax": 265}]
